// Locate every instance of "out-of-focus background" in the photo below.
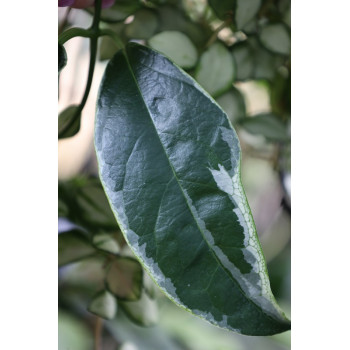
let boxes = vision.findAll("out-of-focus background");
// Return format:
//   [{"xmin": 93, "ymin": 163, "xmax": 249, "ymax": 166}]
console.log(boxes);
[{"xmin": 58, "ymin": 1, "xmax": 291, "ymax": 349}]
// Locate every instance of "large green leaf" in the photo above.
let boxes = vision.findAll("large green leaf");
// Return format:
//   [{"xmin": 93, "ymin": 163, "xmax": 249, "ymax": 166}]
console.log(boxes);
[{"xmin": 94, "ymin": 43, "xmax": 290, "ymax": 335}]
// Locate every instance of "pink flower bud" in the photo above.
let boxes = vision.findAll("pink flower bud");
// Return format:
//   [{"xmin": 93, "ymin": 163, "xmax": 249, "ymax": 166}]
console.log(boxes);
[
  {"xmin": 102, "ymin": 0, "xmax": 115, "ymax": 8},
  {"xmin": 58, "ymin": 0, "xmax": 74, "ymax": 6}
]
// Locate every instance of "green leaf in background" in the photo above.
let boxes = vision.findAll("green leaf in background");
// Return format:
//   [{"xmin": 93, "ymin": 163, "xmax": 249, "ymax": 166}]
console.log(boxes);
[
  {"xmin": 149, "ymin": 31, "xmax": 198, "ymax": 69},
  {"xmin": 95, "ymin": 43, "xmax": 290, "ymax": 335},
  {"xmin": 124, "ymin": 9, "xmax": 159, "ymax": 40},
  {"xmin": 208, "ymin": 0, "xmax": 261, "ymax": 30},
  {"xmin": 58, "ymin": 177, "xmax": 120, "ymax": 233},
  {"xmin": 119, "ymin": 288, "xmax": 159, "ymax": 327},
  {"xmin": 278, "ymin": 0, "xmax": 291, "ymax": 27},
  {"xmin": 58, "ymin": 228, "xmax": 96, "ymax": 267},
  {"xmin": 58, "ymin": 43, "xmax": 67, "ymax": 74},
  {"xmin": 59, "ymin": 256, "xmax": 106, "ymax": 297},
  {"xmin": 195, "ymin": 42, "xmax": 235, "ymax": 97},
  {"xmin": 93, "ymin": 232, "xmax": 120, "ymax": 254},
  {"xmin": 58, "ymin": 311, "xmax": 93, "ymax": 350},
  {"xmin": 208, "ymin": 0, "xmax": 235, "ymax": 21},
  {"xmin": 106, "ymin": 257, "xmax": 143, "ymax": 301},
  {"xmin": 99, "ymin": 23, "xmax": 125, "ymax": 61},
  {"xmin": 259, "ymin": 23, "xmax": 291, "ymax": 55},
  {"xmin": 88, "ymin": 0, "xmax": 142, "ymax": 23},
  {"xmin": 215, "ymin": 86, "xmax": 246, "ymax": 124},
  {"xmin": 74, "ymin": 177, "xmax": 120, "ymax": 231},
  {"xmin": 231, "ymin": 41, "xmax": 254, "ymax": 81},
  {"xmin": 156, "ymin": 6, "xmax": 211, "ymax": 48},
  {"xmin": 58, "ymin": 105, "xmax": 81, "ymax": 139},
  {"xmin": 235, "ymin": 0, "xmax": 261, "ymax": 30},
  {"xmin": 88, "ymin": 290, "xmax": 117, "ymax": 320},
  {"xmin": 238, "ymin": 113, "xmax": 289, "ymax": 142},
  {"xmin": 231, "ymin": 37, "xmax": 285, "ymax": 82}
]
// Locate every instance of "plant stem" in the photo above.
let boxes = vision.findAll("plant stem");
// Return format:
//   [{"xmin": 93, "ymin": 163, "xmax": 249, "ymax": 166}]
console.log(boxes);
[
  {"xmin": 58, "ymin": 27, "xmax": 94, "ymax": 45},
  {"xmin": 77, "ymin": 0, "xmax": 103, "ymax": 112},
  {"xmin": 205, "ymin": 18, "xmax": 232, "ymax": 48},
  {"xmin": 94, "ymin": 316, "xmax": 103, "ymax": 350},
  {"xmin": 58, "ymin": 0, "xmax": 102, "ymax": 135}
]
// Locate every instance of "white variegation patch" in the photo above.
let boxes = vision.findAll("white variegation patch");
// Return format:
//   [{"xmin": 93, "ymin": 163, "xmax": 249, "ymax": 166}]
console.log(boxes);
[{"xmin": 208, "ymin": 162, "xmax": 287, "ymax": 322}]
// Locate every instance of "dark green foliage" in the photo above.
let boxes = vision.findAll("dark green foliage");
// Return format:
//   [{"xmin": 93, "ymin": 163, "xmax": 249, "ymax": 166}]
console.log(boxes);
[{"xmin": 94, "ymin": 43, "xmax": 290, "ymax": 335}]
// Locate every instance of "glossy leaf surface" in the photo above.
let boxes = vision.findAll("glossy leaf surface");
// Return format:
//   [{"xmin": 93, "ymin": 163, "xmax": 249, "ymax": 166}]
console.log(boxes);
[{"xmin": 95, "ymin": 43, "xmax": 290, "ymax": 335}]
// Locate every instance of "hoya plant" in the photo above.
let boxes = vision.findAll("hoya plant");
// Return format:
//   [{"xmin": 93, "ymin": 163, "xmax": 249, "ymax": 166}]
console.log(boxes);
[{"xmin": 58, "ymin": 0, "xmax": 291, "ymax": 348}]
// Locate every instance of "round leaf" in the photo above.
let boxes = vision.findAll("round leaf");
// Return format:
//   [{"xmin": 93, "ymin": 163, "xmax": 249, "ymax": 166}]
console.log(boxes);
[
  {"xmin": 259, "ymin": 23, "xmax": 291, "ymax": 55},
  {"xmin": 58, "ymin": 229, "xmax": 96, "ymax": 267},
  {"xmin": 93, "ymin": 232, "xmax": 120, "ymax": 254},
  {"xmin": 58, "ymin": 43, "xmax": 67, "ymax": 74},
  {"xmin": 120, "ymin": 289, "xmax": 159, "ymax": 327},
  {"xmin": 124, "ymin": 10, "xmax": 159, "ymax": 40},
  {"xmin": 215, "ymin": 87, "xmax": 246, "ymax": 124},
  {"xmin": 106, "ymin": 257, "xmax": 143, "ymax": 301},
  {"xmin": 58, "ymin": 105, "xmax": 81, "ymax": 139},
  {"xmin": 235, "ymin": 0, "xmax": 261, "ymax": 30},
  {"xmin": 88, "ymin": 0, "xmax": 141, "ymax": 23},
  {"xmin": 149, "ymin": 31, "xmax": 198, "ymax": 69},
  {"xmin": 239, "ymin": 113, "xmax": 289, "ymax": 141},
  {"xmin": 195, "ymin": 42, "xmax": 235, "ymax": 97},
  {"xmin": 88, "ymin": 290, "xmax": 117, "ymax": 320},
  {"xmin": 231, "ymin": 42, "xmax": 254, "ymax": 81}
]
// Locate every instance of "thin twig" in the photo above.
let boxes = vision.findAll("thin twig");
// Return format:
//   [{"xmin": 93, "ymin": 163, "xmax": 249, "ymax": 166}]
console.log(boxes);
[
  {"xmin": 94, "ymin": 316, "xmax": 103, "ymax": 350},
  {"xmin": 205, "ymin": 18, "xmax": 232, "ymax": 48}
]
